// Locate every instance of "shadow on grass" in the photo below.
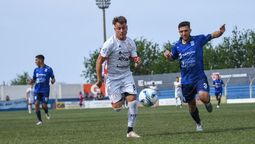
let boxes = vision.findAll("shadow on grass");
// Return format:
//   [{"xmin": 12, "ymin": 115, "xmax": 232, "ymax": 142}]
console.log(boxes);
[
  {"xmin": 146, "ymin": 126, "xmax": 255, "ymax": 136},
  {"xmin": 204, "ymin": 126, "xmax": 255, "ymax": 134}
]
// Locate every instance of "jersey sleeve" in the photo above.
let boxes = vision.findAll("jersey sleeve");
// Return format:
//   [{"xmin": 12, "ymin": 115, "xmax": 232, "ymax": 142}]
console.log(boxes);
[
  {"xmin": 198, "ymin": 34, "xmax": 212, "ymax": 46},
  {"xmin": 49, "ymin": 68, "xmax": 55, "ymax": 79},
  {"xmin": 130, "ymin": 40, "xmax": 138, "ymax": 57},
  {"xmin": 32, "ymin": 69, "xmax": 36, "ymax": 81},
  {"xmin": 171, "ymin": 44, "xmax": 179, "ymax": 60},
  {"xmin": 221, "ymin": 80, "xmax": 224, "ymax": 85},
  {"xmin": 213, "ymin": 80, "xmax": 215, "ymax": 85},
  {"xmin": 100, "ymin": 40, "xmax": 113, "ymax": 58}
]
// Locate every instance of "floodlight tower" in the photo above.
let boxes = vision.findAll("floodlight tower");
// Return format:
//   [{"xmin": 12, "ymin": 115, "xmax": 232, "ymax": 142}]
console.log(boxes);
[{"xmin": 96, "ymin": 0, "xmax": 111, "ymax": 42}]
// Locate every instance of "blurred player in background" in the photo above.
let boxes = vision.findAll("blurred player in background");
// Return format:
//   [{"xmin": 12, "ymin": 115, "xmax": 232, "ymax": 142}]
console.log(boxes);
[
  {"xmin": 212, "ymin": 74, "xmax": 224, "ymax": 109},
  {"xmin": 79, "ymin": 91, "xmax": 84, "ymax": 107},
  {"xmin": 96, "ymin": 16, "xmax": 142, "ymax": 138},
  {"xmin": 164, "ymin": 21, "xmax": 225, "ymax": 131},
  {"xmin": 149, "ymin": 82, "xmax": 158, "ymax": 91},
  {"xmin": 29, "ymin": 55, "xmax": 55, "ymax": 125},
  {"xmin": 25, "ymin": 84, "xmax": 34, "ymax": 114},
  {"xmin": 174, "ymin": 76, "xmax": 183, "ymax": 108}
]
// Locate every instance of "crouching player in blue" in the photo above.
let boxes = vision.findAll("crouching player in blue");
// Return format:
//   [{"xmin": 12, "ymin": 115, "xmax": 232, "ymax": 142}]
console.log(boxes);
[
  {"xmin": 213, "ymin": 74, "xmax": 224, "ymax": 109},
  {"xmin": 29, "ymin": 55, "xmax": 55, "ymax": 125},
  {"xmin": 164, "ymin": 21, "xmax": 225, "ymax": 131}
]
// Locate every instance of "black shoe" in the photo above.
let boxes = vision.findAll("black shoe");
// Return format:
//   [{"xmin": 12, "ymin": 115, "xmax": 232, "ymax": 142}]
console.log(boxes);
[{"xmin": 205, "ymin": 102, "xmax": 213, "ymax": 113}]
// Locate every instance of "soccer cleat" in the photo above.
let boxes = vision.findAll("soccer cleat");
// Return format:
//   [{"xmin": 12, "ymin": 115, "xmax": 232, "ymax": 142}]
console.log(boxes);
[
  {"xmin": 196, "ymin": 123, "xmax": 203, "ymax": 132},
  {"xmin": 36, "ymin": 121, "xmax": 43, "ymax": 126},
  {"xmin": 46, "ymin": 114, "xmax": 50, "ymax": 120},
  {"xmin": 127, "ymin": 131, "xmax": 141, "ymax": 138},
  {"xmin": 205, "ymin": 102, "xmax": 213, "ymax": 113},
  {"xmin": 216, "ymin": 105, "xmax": 220, "ymax": 109}
]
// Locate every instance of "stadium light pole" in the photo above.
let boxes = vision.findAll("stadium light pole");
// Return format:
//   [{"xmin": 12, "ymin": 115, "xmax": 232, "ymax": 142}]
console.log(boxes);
[{"xmin": 96, "ymin": 0, "xmax": 111, "ymax": 42}]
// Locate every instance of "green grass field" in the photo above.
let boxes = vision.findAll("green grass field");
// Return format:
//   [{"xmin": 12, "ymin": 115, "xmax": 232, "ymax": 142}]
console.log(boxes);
[{"xmin": 0, "ymin": 104, "xmax": 255, "ymax": 144}]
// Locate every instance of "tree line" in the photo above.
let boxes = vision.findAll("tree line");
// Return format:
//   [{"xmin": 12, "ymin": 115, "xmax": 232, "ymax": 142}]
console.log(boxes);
[
  {"xmin": 82, "ymin": 27, "xmax": 255, "ymax": 83},
  {"xmin": 10, "ymin": 27, "xmax": 255, "ymax": 85}
]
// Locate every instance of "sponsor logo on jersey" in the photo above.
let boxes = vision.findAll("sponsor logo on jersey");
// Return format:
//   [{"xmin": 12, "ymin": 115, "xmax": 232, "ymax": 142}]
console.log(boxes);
[{"xmin": 190, "ymin": 41, "xmax": 195, "ymax": 46}]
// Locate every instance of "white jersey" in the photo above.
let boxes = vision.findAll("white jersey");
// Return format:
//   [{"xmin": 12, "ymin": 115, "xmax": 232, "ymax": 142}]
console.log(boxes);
[
  {"xmin": 174, "ymin": 81, "xmax": 182, "ymax": 97},
  {"xmin": 100, "ymin": 35, "xmax": 137, "ymax": 80}
]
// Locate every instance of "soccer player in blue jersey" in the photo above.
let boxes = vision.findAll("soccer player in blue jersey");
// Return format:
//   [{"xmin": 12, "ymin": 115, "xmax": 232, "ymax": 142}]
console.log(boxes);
[
  {"xmin": 29, "ymin": 55, "xmax": 55, "ymax": 125},
  {"xmin": 212, "ymin": 74, "xmax": 224, "ymax": 109},
  {"xmin": 164, "ymin": 21, "xmax": 225, "ymax": 131}
]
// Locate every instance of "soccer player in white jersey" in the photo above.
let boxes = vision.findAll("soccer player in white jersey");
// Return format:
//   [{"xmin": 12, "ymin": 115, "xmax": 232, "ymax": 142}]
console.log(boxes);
[
  {"xmin": 96, "ymin": 16, "xmax": 142, "ymax": 138},
  {"xmin": 174, "ymin": 76, "xmax": 183, "ymax": 108},
  {"xmin": 149, "ymin": 82, "xmax": 158, "ymax": 91},
  {"xmin": 26, "ymin": 84, "xmax": 34, "ymax": 114}
]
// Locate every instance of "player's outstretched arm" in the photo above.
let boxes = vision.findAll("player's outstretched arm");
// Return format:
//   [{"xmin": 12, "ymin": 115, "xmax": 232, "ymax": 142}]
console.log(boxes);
[
  {"xmin": 211, "ymin": 24, "xmax": 225, "ymax": 39},
  {"xmin": 96, "ymin": 55, "xmax": 106, "ymax": 88}
]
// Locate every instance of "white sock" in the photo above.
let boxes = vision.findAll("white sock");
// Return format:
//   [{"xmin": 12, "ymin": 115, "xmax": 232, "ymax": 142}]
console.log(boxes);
[
  {"xmin": 28, "ymin": 105, "xmax": 32, "ymax": 114},
  {"xmin": 128, "ymin": 100, "xmax": 138, "ymax": 128}
]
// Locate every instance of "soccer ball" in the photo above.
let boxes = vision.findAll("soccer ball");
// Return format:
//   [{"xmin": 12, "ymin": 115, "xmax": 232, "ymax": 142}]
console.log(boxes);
[{"xmin": 138, "ymin": 88, "xmax": 158, "ymax": 107}]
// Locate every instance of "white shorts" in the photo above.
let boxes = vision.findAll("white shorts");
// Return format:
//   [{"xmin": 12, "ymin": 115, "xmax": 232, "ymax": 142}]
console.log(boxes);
[
  {"xmin": 106, "ymin": 75, "xmax": 137, "ymax": 103},
  {"xmin": 175, "ymin": 91, "xmax": 183, "ymax": 98},
  {"xmin": 28, "ymin": 97, "xmax": 33, "ymax": 104}
]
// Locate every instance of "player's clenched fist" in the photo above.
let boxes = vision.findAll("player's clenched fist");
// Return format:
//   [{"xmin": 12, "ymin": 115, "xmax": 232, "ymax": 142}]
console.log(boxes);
[
  {"xmin": 164, "ymin": 50, "xmax": 171, "ymax": 59},
  {"xmin": 133, "ymin": 56, "xmax": 142, "ymax": 65}
]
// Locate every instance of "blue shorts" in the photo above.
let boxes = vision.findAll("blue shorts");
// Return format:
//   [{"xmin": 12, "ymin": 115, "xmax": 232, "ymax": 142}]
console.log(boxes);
[
  {"xmin": 215, "ymin": 92, "xmax": 222, "ymax": 97},
  {"xmin": 34, "ymin": 92, "xmax": 49, "ymax": 104},
  {"xmin": 181, "ymin": 78, "xmax": 210, "ymax": 103}
]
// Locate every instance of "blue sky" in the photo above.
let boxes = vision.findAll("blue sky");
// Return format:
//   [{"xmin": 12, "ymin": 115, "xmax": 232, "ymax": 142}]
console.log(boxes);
[{"xmin": 0, "ymin": 0, "xmax": 254, "ymax": 84}]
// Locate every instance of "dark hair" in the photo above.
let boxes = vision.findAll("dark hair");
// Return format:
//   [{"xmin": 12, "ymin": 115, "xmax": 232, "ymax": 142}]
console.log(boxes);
[
  {"xmin": 35, "ymin": 54, "xmax": 45, "ymax": 61},
  {"xmin": 178, "ymin": 21, "xmax": 190, "ymax": 29},
  {"xmin": 112, "ymin": 16, "xmax": 127, "ymax": 25}
]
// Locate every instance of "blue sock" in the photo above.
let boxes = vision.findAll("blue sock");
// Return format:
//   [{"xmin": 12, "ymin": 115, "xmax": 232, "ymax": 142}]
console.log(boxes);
[
  {"xmin": 44, "ymin": 108, "xmax": 48, "ymax": 115},
  {"xmin": 190, "ymin": 108, "xmax": 201, "ymax": 125},
  {"xmin": 36, "ymin": 110, "xmax": 42, "ymax": 121}
]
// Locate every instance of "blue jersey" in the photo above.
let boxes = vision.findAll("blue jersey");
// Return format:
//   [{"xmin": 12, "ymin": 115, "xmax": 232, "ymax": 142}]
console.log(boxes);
[
  {"xmin": 171, "ymin": 34, "xmax": 212, "ymax": 84},
  {"xmin": 33, "ymin": 65, "xmax": 54, "ymax": 94},
  {"xmin": 213, "ymin": 79, "xmax": 224, "ymax": 93}
]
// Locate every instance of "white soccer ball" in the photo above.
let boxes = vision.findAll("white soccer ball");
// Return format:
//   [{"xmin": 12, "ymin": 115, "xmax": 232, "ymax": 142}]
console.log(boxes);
[{"xmin": 138, "ymin": 88, "xmax": 158, "ymax": 107}]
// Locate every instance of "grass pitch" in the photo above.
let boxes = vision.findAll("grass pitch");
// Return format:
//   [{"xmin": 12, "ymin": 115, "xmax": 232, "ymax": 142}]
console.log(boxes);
[{"xmin": 0, "ymin": 103, "xmax": 255, "ymax": 144}]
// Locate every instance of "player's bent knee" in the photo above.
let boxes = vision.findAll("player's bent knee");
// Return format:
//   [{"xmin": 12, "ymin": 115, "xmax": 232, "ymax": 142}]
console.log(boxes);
[
  {"xmin": 199, "ymin": 91, "xmax": 209, "ymax": 97},
  {"xmin": 42, "ymin": 103, "xmax": 47, "ymax": 108},
  {"xmin": 112, "ymin": 102, "xmax": 123, "ymax": 112},
  {"xmin": 126, "ymin": 95, "xmax": 136, "ymax": 102},
  {"xmin": 199, "ymin": 91, "xmax": 210, "ymax": 103}
]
